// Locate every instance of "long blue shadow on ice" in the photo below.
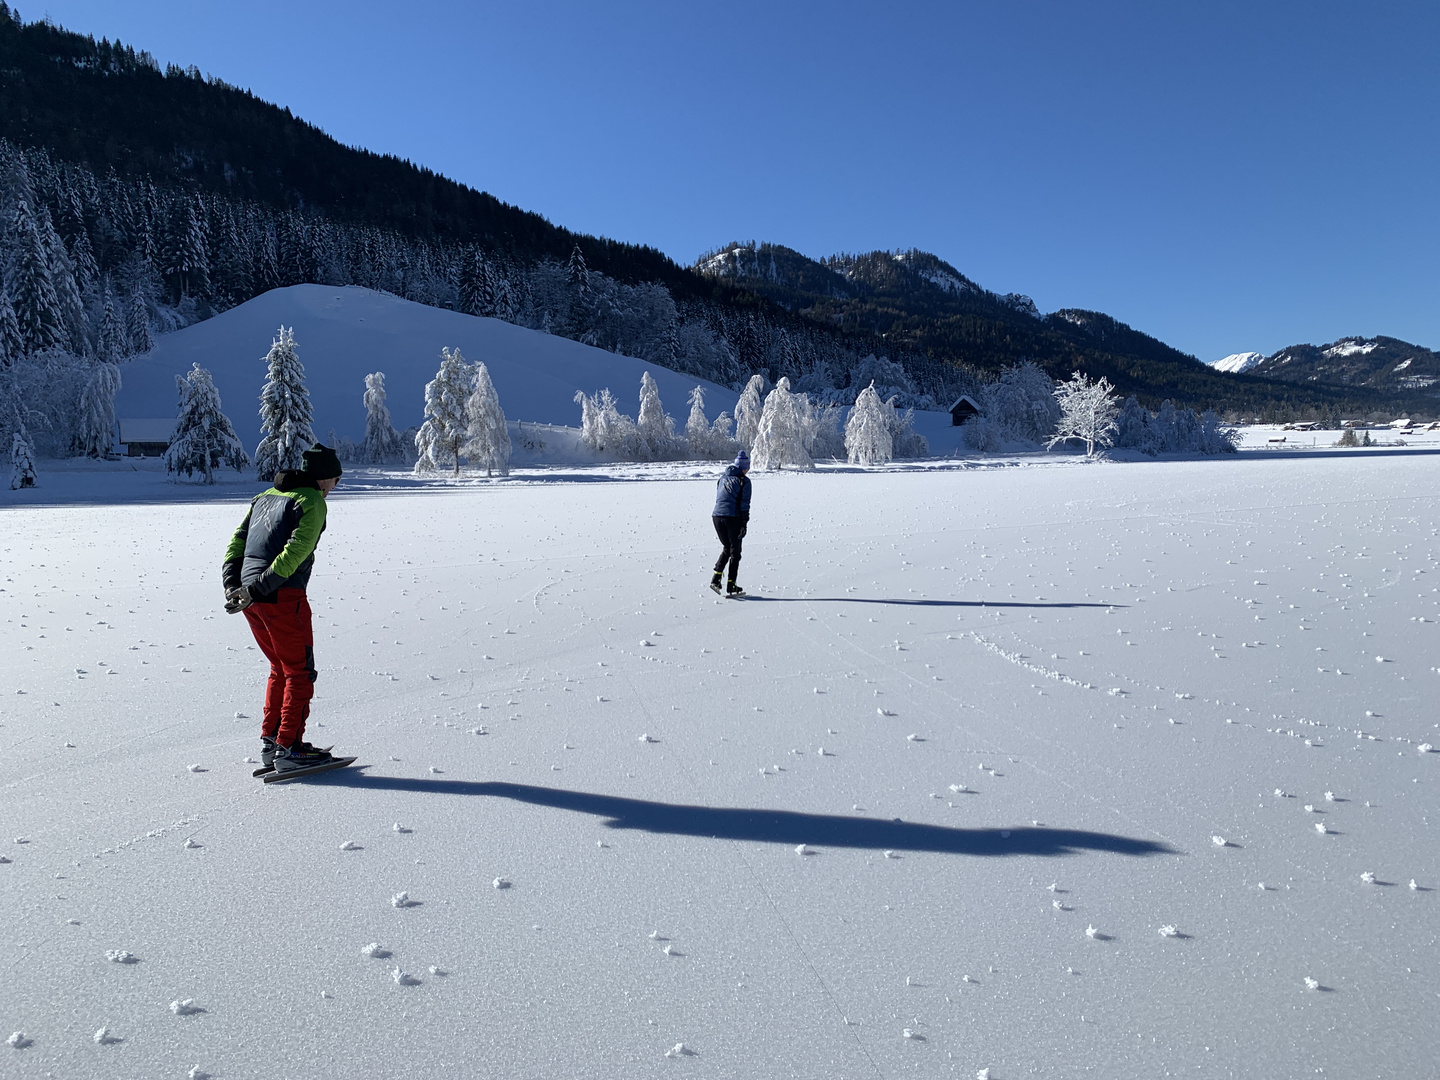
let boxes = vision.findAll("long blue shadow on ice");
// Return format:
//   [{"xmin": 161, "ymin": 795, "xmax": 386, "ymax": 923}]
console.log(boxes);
[
  {"xmin": 311, "ymin": 777, "xmax": 1174, "ymax": 858},
  {"xmin": 741, "ymin": 597, "xmax": 1121, "ymax": 609}
]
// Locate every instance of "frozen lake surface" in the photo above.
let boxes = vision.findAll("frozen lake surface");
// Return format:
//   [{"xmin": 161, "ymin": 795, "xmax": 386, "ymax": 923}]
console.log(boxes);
[{"xmin": 2, "ymin": 450, "xmax": 1436, "ymax": 1078}]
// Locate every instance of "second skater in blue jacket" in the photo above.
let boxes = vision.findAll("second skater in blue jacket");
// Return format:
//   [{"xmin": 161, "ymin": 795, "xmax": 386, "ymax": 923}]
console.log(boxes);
[{"xmin": 710, "ymin": 450, "xmax": 752, "ymax": 596}]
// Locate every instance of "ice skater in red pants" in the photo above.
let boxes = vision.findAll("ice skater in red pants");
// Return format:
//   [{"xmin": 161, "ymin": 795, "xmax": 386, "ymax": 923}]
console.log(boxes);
[{"xmin": 222, "ymin": 443, "xmax": 343, "ymax": 776}]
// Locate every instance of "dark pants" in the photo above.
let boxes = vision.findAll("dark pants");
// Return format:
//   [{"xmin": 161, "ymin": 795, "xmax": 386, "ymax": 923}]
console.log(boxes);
[
  {"xmin": 712, "ymin": 515, "xmax": 745, "ymax": 582},
  {"xmin": 243, "ymin": 587, "xmax": 317, "ymax": 746}
]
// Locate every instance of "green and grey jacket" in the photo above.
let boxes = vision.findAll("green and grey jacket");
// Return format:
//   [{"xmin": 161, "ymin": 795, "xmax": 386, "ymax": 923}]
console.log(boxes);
[{"xmin": 222, "ymin": 471, "xmax": 328, "ymax": 600}]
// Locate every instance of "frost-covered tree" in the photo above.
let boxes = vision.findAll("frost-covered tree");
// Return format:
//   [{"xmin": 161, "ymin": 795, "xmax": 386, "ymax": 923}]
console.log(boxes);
[
  {"xmin": 636, "ymin": 371, "xmax": 673, "ymax": 459},
  {"xmin": 1113, "ymin": 395, "xmax": 1152, "ymax": 452},
  {"xmin": 1195, "ymin": 409, "xmax": 1240, "ymax": 454},
  {"xmin": 752, "ymin": 377, "xmax": 813, "ymax": 470},
  {"xmin": 76, "ymin": 361, "xmax": 121, "ymax": 458},
  {"xmin": 982, "ymin": 361, "xmax": 1060, "ymax": 445},
  {"xmin": 164, "ymin": 363, "xmax": 248, "ymax": 483},
  {"xmin": 414, "ymin": 346, "xmax": 473, "ymax": 475},
  {"xmin": 845, "ymin": 382, "xmax": 893, "ymax": 465},
  {"xmin": 575, "ymin": 389, "xmax": 601, "ymax": 452},
  {"xmin": 1047, "ymin": 371, "xmax": 1120, "ymax": 456},
  {"xmin": 733, "ymin": 373, "xmax": 765, "ymax": 450},
  {"xmin": 683, "ymin": 385, "xmax": 709, "ymax": 455},
  {"xmin": 361, "ymin": 371, "xmax": 405, "ymax": 464},
  {"xmin": 97, "ymin": 286, "xmax": 127, "ymax": 363},
  {"xmin": 10, "ymin": 200, "xmax": 64, "ymax": 355},
  {"xmin": 885, "ymin": 397, "xmax": 929, "ymax": 458},
  {"xmin": 253, "ymin": 325, "xmax": 315, "ymax": 479},
  {"xmin": 0, "ymin": 287, "xmax": 23, "ymax": 368},
  {"xmin": 462, "ymin": 360, "xmax": 511, "ymax": 476},
  {"xmin": 10, "ymin": 420, "xmax": 37, "ymax": 488}
]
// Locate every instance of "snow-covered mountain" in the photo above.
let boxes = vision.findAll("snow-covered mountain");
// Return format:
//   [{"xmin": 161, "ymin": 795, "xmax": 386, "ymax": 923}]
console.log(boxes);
[
  {"xmin": 1209, "ymin": 351, "xmax": 1265, "ymax": 374},
  {"xmin": 1209, "ymin": 337, "xmax": 1440, "ymax": 394},
  {"xmin": 114, "ymin": 285, "xmax": 741, "ymax": 449}
]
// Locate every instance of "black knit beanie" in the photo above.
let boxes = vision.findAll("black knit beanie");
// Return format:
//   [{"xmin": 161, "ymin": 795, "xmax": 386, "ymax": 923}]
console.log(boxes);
[{"xmin": 302, "ymin": 442, "xmax": 343, "ymax": 480}]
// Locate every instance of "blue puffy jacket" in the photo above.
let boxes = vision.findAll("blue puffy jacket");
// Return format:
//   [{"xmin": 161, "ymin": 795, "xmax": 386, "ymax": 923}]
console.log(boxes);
[{"xmin": 712, "ymin": 465, "xmax": 751, "ymax": 518}]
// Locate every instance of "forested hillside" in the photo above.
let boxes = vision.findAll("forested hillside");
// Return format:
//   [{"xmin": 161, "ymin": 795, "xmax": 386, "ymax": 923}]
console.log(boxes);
[{"xmin": 0, "ymin": 2, "xmax": 1428, "ymax": 467}]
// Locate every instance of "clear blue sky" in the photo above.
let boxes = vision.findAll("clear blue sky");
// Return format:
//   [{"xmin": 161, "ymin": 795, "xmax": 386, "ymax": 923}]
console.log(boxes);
[{"xmin": 29, "ymin": 0, "xmax": 1440, "ymax": 360}]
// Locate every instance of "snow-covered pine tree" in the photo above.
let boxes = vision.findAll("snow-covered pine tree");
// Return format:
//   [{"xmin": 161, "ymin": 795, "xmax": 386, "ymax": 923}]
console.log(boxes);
[
  {"xmin": 414, "ymin": 346, "xmax": 473, "ymax": 476},
  {"xmin": 165, "ymin": 363, "xmax": 248, "ymax": 483},
  {"xmin": 10, "ymin": 200, "xmax": 64, "ymax": 356},
  {"xmin": 1047, "ymin": 371, "xmax": 1119, "ymax": 456},
  {"xmin": 683, "ymin": 385, "xmax": 714, "ymax": 458},
  {"xmin": 125, "ymin": 284, "xmax": 153, "ymax": 355},
  {"xmin": 0, "ymin": 287, "xmax": 23, "ymax": 368},
  {"xmin": 76, "ymin": 361, "xmax": 121, "ymax": 458},
  {"xmin": 361, "ymin": 371, "xmax": 405, "ymax": 464},
  {"xmin": 10, "ymin": 421, "xmax": 38, "ymax": 488},
  {"xmin": 844, "ymin": 382, "xmax": 893, "ymax": 465},
  {"xmin": 97, "ymin": 285, "xmax": 126, "ymax": 362},
  {"xmin": 462, "ymin": 360, "xmax": 511, "ymax": 476},
  {"xmin": 733, "ymin": 373, "xmax": 765, "ymax": 449},
  {"xmin": 752, "ymin": 377, "xmax": 813, "ymax": 470},
  {"xmin": 636, "ymin": 371, "xmax": 673, "ymax": 459},
  {"xmin": 41, "ymin": 204, "xmax": 87, "ymax": 353},
  {"xmin": 253, "ymin": 326, "xmax": 315, "ymax": 480}
]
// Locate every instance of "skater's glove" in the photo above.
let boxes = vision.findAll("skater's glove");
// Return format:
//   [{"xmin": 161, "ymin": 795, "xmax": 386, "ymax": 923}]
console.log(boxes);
[{"xmin": 224, "ymin": 585, "xmax": 255, "ymax": 614}]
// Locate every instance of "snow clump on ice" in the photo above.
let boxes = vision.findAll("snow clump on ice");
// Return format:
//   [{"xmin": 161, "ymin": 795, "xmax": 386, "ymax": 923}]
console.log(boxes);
[
  {"xmin": 1211, "ymin": 835, "xmax": 1227, "ymax": 847},
  {"xmin": 392, "ymin": 967, "xmax": 420, "ymax": 985},
  {"xmin": 665, "ymin": 1043, "xmax": 696, "ymax": 1057},
  {"xmin": 105, "ymin": 950, "xmax": 138, "ymax": 964},
  {"xmin": 170, "ymin": 999, "xmax": 203, "ymax": 1015},
  {"xmin": 1360, "ymin": 871, "xmax": 1376, "ymax": 884},
  {"xmin": 7, "ymin": 1031, "xmax": 31, "ymax": 1049},
  {"xmin": 493, "ymin": 877, "xmax": 511, "ymax": 889},
  {"xmin": 93, "ymin": 1026, "xmax": 118, "ymax": 1044},
  {"xmin": 1304, "ymin": 977, "xmax": 1320, "ymax": 991},
  {"xmin": 1158, "ymin": 924, "xmax": 1180, "ymax": 938},
  {"xmin": 391, "ymin": 891, "xmax": 417, "ymax": 907},
  {"xmin": 339, "ymin": 840, "xmax": 361, "ymax": 851},
  {"xmin": 361, "ymin": 943, "xmax": 391, "ymax": 958}
]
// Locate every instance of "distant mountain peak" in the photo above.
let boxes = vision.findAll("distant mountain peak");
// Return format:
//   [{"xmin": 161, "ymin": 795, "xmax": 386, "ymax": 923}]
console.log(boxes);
[{"xmin": 1210, "ymin": 352, "xmax": 1265, "ymax": 374}]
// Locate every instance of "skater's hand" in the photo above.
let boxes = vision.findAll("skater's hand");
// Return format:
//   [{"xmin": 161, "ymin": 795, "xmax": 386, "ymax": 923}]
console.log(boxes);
[{"xmin": 224, "ymin": 585, "xmax": 254, "ymax": 614}]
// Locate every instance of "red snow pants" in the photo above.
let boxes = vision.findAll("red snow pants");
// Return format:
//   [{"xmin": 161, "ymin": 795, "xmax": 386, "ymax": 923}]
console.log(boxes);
[{"xmin": 242, "ymin": 587, "xmax": 316, "ymax": 747}]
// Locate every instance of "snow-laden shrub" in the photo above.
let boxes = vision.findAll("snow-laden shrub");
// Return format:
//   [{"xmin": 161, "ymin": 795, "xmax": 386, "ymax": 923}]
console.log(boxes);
[
  {"xmin": 886, "ymin": 397, "xmax": 929, "ymax": 458},
  {"xmin": 10, "ymin": 421, "xmax": 37, "ymax": 488},
  {"xmin": 1112, "ymin": 398, "xmax": 1239, "ymax": 455}
]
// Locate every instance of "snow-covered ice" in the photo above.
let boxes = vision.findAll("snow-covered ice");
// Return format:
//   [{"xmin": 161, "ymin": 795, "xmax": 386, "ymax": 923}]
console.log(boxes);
[{"xmin": 1, "ymin": 448, "xmax": 1436, "ymax": 1077}]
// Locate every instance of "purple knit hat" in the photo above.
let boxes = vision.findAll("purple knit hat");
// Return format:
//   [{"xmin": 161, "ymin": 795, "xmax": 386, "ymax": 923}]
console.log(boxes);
[{"xmin": 733, "ymin": 450, "xmax": 750, "ymax": 469}]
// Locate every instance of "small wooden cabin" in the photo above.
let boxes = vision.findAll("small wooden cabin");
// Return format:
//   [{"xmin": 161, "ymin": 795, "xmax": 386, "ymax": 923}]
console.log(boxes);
[
  {"xmin": 948, "ymin": 395, "xmax": 981, "ymax": 426},
  {"xmin": 119, "ymin": 418, "xmax": 175, "ymax": 457}
]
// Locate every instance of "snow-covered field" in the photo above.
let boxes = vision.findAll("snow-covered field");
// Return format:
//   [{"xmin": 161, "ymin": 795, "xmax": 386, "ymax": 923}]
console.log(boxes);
[{"xmin": 3, "ymin": 451, "xmax": 1437, "ymax": 1079}]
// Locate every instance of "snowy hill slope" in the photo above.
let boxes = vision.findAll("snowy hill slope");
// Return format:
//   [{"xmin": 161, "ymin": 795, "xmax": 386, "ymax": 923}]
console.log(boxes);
[{"xmin": 114, "ymin": 286, "xmax": 741, "ymax": 450}]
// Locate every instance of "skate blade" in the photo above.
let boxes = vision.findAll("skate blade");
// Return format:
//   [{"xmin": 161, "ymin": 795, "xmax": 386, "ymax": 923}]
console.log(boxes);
[
  {"xmin": 252, "ymin": 746, "xmax": 328, "ymax": 777},
  {"xmin": 262, "ymin": 756, "xmax": 358, "ymax": 784}
]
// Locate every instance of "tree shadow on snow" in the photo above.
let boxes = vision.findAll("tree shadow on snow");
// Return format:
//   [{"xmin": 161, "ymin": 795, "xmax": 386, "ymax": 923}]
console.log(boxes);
[
  {"xmin": 314, "ymin": 776, "xmax": 1173, "ymax": 858},
  {"xmin": 744, "ymin": 597, "xmax": 1122, "ymax": 609}
]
